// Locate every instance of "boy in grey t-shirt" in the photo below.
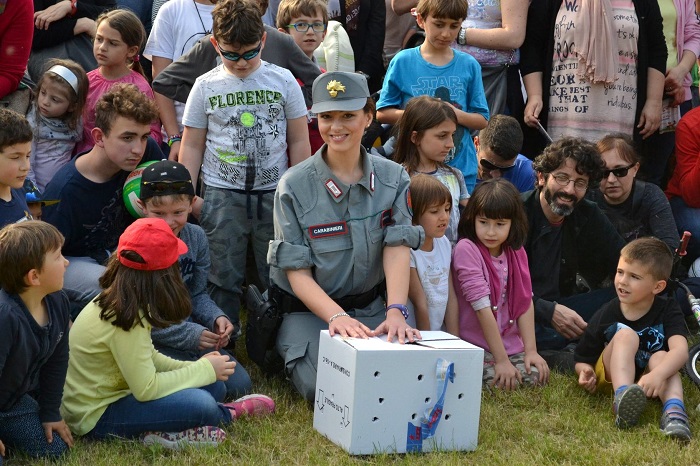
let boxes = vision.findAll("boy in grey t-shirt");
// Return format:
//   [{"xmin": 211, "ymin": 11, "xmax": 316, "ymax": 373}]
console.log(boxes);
[{"xmin": 179, "ymin": 0, "xmax": 311, "ymax": 332}]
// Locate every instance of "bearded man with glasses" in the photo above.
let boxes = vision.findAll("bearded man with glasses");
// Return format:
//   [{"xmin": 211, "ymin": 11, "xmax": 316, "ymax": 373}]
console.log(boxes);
[{"xmin": 521, "ymin": 136, "xmax": 625, "ymax": 371}]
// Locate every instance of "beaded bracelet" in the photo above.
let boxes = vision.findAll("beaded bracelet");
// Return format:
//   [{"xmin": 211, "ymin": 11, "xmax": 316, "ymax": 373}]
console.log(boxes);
[
  {"xmin": 167, "ymin": 134, "xmax": 182, "ymax": 147},
  {"xmin": 328, "ymin": 312, "xmax": 349, "ymax": 324}
]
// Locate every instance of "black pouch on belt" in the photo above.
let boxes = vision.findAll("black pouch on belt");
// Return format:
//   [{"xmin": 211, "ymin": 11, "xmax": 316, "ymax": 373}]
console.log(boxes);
[{"xmin": 245, "ymin": 284, "xmax": 283, "ymax": 374}]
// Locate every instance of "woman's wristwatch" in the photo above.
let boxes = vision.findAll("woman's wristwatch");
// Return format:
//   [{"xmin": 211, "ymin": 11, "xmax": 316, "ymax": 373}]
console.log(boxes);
[
  {"xmin": 386, "ymin": 304, "xmax": 409, "ymax": 320},
  {"xmin": 457, "ymin": 27, "xmax": 467, "ymax": 46}
]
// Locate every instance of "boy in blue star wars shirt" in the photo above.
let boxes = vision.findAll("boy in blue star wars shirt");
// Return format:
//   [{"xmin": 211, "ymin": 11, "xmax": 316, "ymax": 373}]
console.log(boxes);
[
  {"xmin": 376, "ymin": 0, "xmax": 489, "ymax": 193},
  {"xmin": 179, "ymin": 0, "xmax": 310, "ymax": 332},
  {"xmin": 574, "ymin": 238, "xmax": 691, "ymax": 442}
]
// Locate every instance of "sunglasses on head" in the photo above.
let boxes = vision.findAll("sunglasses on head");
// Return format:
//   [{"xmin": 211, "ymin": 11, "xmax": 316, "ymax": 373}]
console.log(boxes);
[
  {"xmin": 142, "ymin": 180, "xmax": 192, "ymax": 193},
  {"xmin": 479, "ymin": 158, "xmax": 515, "ymax": 172},
  {"xmin": 217, "ymin": 41, "xmax": 263, "ymax": 62},
  {"xmin": 603, "ymin": 163, "xmax": 635, "ymax": 179}
]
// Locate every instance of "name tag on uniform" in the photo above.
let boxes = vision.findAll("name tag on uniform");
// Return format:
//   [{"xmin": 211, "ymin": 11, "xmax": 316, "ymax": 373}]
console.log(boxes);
[{"xmin": 309, "ymin": 221, "xmax": 348, "ymax": 239}]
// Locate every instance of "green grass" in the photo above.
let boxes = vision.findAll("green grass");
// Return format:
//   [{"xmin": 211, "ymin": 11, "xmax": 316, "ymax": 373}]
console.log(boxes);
[{"xmin": 11, "ymin": 346, "xmax": 700, "ymax": 465}]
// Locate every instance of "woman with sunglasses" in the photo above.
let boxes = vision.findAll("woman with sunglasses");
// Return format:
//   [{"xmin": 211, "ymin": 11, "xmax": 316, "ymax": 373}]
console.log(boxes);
[
  {"xmin": 587, "ymin": 133, "xmax": 679, "ymax": 251},
  {"xmin": 268, "ymin": 71, "xmax": 424, "ymax": 401}
]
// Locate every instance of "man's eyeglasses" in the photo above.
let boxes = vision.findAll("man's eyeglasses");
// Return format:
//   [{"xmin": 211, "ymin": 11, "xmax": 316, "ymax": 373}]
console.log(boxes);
[
  {"xmin": 142, "ymin": 180, "xmax": 193, "ymax": 193},
  {"xmin": 479, "ymin": 158, "xmax": 515, "ymax": 172},
  {"xmin": 602, "ymin": 163, "xmax": 635, "ymax": 179},
  {"xmin": 286, "ymin": 22, "xmax": 327, "ymax": 32},
  {"xmin": 217, "ymin": 41, "xmax": 263, "ymax": 62},
  {"xmin": 551, "ymin": 173, "xmax": 588, "ymax": 191}
]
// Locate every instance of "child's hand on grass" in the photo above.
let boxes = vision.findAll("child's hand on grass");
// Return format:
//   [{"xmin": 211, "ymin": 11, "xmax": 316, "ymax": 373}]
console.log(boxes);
[
  {"xmin": 577, "ymin": 366, "xmax": 597, "ymax": 393},
  {"xmin": 42, "ymin": 420, "xmax": 74, "ymax": 447},
  {"xmin": 492, "ymin": 360, "xmax": 522, "ymax": 391},
  {"xmin": 525, "ymin": 351, "xmax": 550, "ymax": 385}
]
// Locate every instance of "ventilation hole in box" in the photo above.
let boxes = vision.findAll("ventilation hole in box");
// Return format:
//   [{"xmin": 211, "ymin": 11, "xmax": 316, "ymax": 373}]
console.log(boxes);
[
  {"xmin": 424, "ymin": 397, "xmax": 431, "ymax": 403},
  {"xmin": 417, "ymin": 374, "xmax": 424, "ymax": 381},
  {"xmin": 411, "ymin": 413, "xmax": 417, "ymax": 420},
  {"xmin": 445, "ymin": 414, "xmax": 451, "ymax": 420},
  {"xmin": 458, "ymin": 393, "xmax": 464, "ymax": 399},
  {"xmin": 378, "ymin": 397, "xmax": 384, "ymax": 404},
  {"xmin": 372, "ymin": 417, "xmax": 379, "ymax": 422},
  {"xmin": 374, "ymin": 371, "xmax": 381, "ymax": 378}
]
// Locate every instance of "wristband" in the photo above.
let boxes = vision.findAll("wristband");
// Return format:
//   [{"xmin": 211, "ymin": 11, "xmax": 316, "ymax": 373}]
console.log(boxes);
[
  {"xmin": 328, "ymin": 312, "xmax": 349, "ymax": 324},
  {"xmin": 69, "ymin": 0, "xmax": 78, "ymax": 17},
  {"xmin": 458, "ymin": 27, "xmax": 467, "ymax": 46},
  {"xmin": 167, "ymin": 134, "xmax": 182, "ymax": 147},
  {"xmin": 386, "ymin": 303, "xmax": 409, "ymax": 320}
]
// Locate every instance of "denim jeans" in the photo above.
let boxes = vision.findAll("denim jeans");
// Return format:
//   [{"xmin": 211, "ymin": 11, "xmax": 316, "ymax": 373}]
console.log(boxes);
[
  {"xmin": 670, "ymin": 196, "xmax": 700, "ymax": 261},
  {"xmin": 0, "ymin": 395, "xmax": 68, "ymax": 459},
  {"xmin": 535, "ymin": 287, "xmax": 617, "ymax": 351},
  {"xmin": 87, "ymin": 388, "xmax": 232, "ymax": 439}
]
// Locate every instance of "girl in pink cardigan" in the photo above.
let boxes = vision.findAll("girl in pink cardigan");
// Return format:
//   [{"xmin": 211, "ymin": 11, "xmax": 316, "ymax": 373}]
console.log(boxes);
[{"xmin": 452, "ymin": 178, "xmax": 549, "ymax": 391}]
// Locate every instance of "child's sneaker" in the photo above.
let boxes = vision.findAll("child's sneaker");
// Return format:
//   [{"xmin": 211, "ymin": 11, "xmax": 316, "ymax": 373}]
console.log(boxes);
[
  {"xmin": 141, "ymin": 425, "xmax": 226, "ymax": 449},
  {"xmin": 613, "ymin": 384, "xmax": 646, "ymax": 428},
  {"xmin": 224, "ymin": 394, "xmax": 275, "ymax": 419},
  {"xmin": 660, "ymin": 410, "xmax": 692, "ymax": 443}
]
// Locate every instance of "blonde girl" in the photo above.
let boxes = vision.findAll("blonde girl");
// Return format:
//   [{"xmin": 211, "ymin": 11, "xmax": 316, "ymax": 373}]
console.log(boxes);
[{"xmin": 28, "ymin": 59, "xmax": 89, "ymax": 191}]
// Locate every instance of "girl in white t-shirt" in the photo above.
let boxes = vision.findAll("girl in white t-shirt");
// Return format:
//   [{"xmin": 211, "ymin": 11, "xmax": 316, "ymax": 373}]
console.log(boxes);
[{"xmin": 407, "ymin": 174, "xmax": 459, "ymax": 333}]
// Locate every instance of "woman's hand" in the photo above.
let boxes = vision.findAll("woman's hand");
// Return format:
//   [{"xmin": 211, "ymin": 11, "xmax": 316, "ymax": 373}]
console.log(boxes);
[
  {"xmin": 665, "ymin": 66, "xmax": 686, "ymax": 107},
  {"xmin": 329, "ymin": 315, "xmax": 374, "ymax": 339},
  {"xmin": 198, "ymin": 329, "xmax": 222, "ymax": 351},
  {"xmin": 523, "ymin": 96, "xmax": 543, "ymax": 127},
  {"xmin": 202, "ymin": 351, "xmax": 236, "ymax": 381},
  {"xmin": 637, "ymin": 99, "xmax": 662, "ymax": 139},
  {"xmin": 524, "ymin": 351, "xmax": 550, "ymax": 386},
  {"xmin": 374, "ymin": 313, "xmax": 421, "ymax": 344},
  {"xmin": 34, "ymin": 0, "xmax": 72, "ymax": 30},
  {"xmin": 214, "ymin": 316, "xmax": 234, "ymax": 350}
]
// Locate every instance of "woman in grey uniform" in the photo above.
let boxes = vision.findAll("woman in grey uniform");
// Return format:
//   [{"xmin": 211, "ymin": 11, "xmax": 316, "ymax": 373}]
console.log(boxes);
[{"xmin": 268, "ymin": 71, "xmax": 424, "ymax": 401}]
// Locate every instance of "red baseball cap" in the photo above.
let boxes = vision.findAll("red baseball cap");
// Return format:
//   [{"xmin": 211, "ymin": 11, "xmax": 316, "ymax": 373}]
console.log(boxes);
[{"xmin": 117, "ymin": 218, "xmax": 188, "ymax": 271}]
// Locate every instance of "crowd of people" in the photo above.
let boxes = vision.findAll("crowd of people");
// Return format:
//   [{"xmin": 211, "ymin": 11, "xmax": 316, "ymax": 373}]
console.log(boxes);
[{"xmin": 1, "ymin": 0, "xmax": 700, "ymax": 460}]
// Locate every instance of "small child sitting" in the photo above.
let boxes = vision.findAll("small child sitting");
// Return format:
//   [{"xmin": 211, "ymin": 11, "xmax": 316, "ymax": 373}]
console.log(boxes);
[
  {"xmin": 0, "ymin": 221, "xmax": 72, "ymax": 461},
  {"xmin": 574, "ymin": 237, "xmax": 691, "ymax": 441},
  {"xmin": 138, "ymin": 160, "xmax": 252, "ymax": 399}
]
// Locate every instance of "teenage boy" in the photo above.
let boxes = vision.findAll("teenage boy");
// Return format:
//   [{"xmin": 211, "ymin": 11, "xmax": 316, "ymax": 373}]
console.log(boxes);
[
  {"xmin": 137, "ymin": 160, "xmax": 252, "ymax": 399},
  {"xmin": 179, "ymin": 0, "xmax": 310, "ymax": 332},
  {"xmin": 376, "ymin": 0, "xmax": 489, "ymax": 192},
  {"xmin": 0, "ymin": 221, "xmax": 73, "ymax": 461},
  {"xmin": 475, "ymin": 114, "xmax": 535, "ymax": 193},
  {"xmin": 43, "ymin": 83, "xmax": 162, "ymax": 318},
  {"xmin": 0, "ymin": 109, "xmax": 32, "ymax": 227},
  {"xmin": 574, "ymin": 238, "xmax": 691, "ymax": 442}
]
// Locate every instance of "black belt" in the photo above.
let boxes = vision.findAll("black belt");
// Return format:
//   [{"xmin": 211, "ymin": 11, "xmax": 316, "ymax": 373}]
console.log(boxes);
[{"xmin": 270, "ymin": 283, "xmax": 385, "ymax": 314}]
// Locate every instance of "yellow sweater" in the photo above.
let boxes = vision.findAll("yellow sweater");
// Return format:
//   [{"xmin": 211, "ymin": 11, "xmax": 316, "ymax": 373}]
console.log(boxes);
[{"xmin": 61, "ymin": 301, "xmax": 216, "ymax": 435}]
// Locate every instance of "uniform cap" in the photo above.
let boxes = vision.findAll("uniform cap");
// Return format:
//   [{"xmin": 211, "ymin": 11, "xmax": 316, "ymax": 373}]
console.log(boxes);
[{"xmin": 311, "ymin": 71, "xmax": 370, "ymax": 114}]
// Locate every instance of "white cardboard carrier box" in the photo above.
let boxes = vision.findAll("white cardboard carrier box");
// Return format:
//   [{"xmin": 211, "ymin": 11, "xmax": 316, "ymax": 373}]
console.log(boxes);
[{"xmin": 313, "ymin": 330, "xmax": 484, "ymax": 455}]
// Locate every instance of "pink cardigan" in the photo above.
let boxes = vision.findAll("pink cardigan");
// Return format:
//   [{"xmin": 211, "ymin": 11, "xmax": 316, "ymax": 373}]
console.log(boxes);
[
  {"xmin": 452, "ymin": 238, "xmax": 532, "ymax": 356},
  {"xmin": 672, "ymin": 0, "xmax": 700, "ymax": 101}
]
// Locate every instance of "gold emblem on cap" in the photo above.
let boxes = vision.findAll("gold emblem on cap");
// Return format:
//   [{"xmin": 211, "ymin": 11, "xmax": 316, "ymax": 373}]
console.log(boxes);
[{"xmin": 326, "ymin": 80, "xmax": 346, "ymax": 98}]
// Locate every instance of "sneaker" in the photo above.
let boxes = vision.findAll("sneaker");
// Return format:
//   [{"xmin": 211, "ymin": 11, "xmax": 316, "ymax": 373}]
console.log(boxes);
[
  {"xmin": 613, "ymin": 384, "xmax": 647, "ymax": 428},
  {"xmin": 141, "ymin": 426, "xmax": 226, "ymax": 450},
  {"xmin": 661, "ymin": 410, "xmax": 692, "ymax": 443},
  {"xmin": 224, "ymin": 394, "xmax": 275, "ymax": 419}
]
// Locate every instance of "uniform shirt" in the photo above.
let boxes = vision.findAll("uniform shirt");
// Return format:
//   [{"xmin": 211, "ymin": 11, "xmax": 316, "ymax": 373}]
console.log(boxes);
[{"xmin": 268, "ymin": 145, "xmax": 424, "ymax": 298}]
